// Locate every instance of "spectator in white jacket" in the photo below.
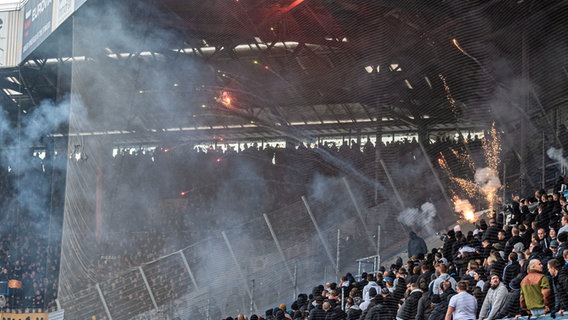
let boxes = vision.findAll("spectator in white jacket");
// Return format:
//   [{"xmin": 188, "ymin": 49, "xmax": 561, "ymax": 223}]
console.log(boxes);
[{"xmin": 362, "ymin": 273, "xmax": 382, "ymax": 302}]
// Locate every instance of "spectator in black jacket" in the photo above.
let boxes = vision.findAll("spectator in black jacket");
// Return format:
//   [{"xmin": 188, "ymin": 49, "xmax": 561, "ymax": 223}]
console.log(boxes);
[
  {"xmin": 408, "ymin": 232, "xmax": 428, "ymax": 259},
  {"xmin": 504, "ymin": 227, "xmax": 523, "ymax": 257},
  {"xmin": 557, "ymin": 249, "xmax": 568, "ymax": 312},
  {"xmin": 428, "ymin": 281, "xmax": 456, "ymax": 320},
  {"xmin": 481, "ymin": 218, "xmax": 500, "ymax": 244},
  {"xmin": 345, "ymin": 297, "xmax": 361, "ymax": 320},
  {"xmin": 358, "ymin": 290, "xmax": 382, "ymax": 320},
  {"xmin": 547, "ymin": 258, "xmax": 562, "ymax": 314},
  {"xmin": 308, "ymin": 296, "xmax": 326, "ymax": 320},
  {"xmin": 397, "ymin": 281, "xmax": 422, "ymax": 320},
  {"xmin": 442, "ymin": 231, "xmax": 456, "ymax": 263},
  {"xmin": 502, "ymin": 252, "xmax": 521, "ymax": 288},
  {"xmin": 415, "ymin": 279, "xmax": 433, "ymax": 320}
]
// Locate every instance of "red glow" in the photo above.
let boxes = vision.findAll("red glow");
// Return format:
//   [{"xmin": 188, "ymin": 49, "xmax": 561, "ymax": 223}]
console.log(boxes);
[
  {"xmin": 219, "ymin": 91, "xmax": 232, "ymax": 107},
  {"xmin": 180, "ymin": 191, "xmax": 188, "ymax": 197},
  {"xmin": 264, "ymin": 65, "xmax": 270, "ymax": 70},
  {"xmin": 216, "ymin": 158, "xmax": 221, "ymax": 163},
  {"xmin": 283, "ymin": 0, "xmax": 305, "ymax": 12},
  {"xmin": 164, "ymin": 148, "xmax": 169, "ymax": 153}
]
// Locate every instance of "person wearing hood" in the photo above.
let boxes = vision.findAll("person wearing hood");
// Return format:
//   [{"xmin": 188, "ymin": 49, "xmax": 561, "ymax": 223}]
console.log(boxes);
[
  {"xmin": 359, "ymin": 288, "xmax": 382, "ymax": 319},
  {"xmin": 408, "ymin": 231, "xmax": 428, "ymax": 259},
  {"xmin": 478, "ymin": 274, "xmax": 508, "ymax": 320}
]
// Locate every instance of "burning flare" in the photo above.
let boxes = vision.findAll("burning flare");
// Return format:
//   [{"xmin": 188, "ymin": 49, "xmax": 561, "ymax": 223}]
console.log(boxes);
[{"xmin": 452, "ymin": 196, "xmax": 476, "ymax": 223}]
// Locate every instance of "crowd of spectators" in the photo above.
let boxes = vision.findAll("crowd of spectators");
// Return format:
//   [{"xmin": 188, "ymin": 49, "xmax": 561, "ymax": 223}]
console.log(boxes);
[
  {"xmin": 0, "ymin": 158, "xmax": 64, "ymax": 311},
  {"xmin": 0, "ymin": 132, "xmax": 548, "ymax": 317},
  {"xmin": 221, "ymin": 185, "xmax": 568, "ymax": 320}
]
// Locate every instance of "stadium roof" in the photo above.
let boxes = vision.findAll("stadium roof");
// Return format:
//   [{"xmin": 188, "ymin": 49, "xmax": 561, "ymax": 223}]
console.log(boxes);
[
  {"xmin": 0, "ymin": 0, "xmax": 25, "ymax": 11},
  {"xmin": 1, "ymin": 0, "xmax": 567, "ymax": 144}
]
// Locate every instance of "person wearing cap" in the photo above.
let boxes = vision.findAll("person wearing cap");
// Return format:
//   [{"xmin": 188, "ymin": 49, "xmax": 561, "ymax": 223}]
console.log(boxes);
[
  {"xmin": 513, "ymin": 242, "xmax": 525, "ymax": 254},
  {"xmin": 557, "ymin": 232, "xmax": 568, "ymax": 256},
  {"xmin": 520, "ymin": 259, "xmax": 552, "ymax": 317},
  {"xmin": 478, "ymin": 274, "xmax": 508, "ymax": 320},
  {"xmin": 550, "ymin": 239, "xmax": 561, "ymax": 259}
]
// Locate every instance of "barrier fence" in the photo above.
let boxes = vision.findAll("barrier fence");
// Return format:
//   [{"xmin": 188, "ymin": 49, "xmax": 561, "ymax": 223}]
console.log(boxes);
[{"xmin": 58, "ymin": 181, "xmax": 434, "ymax": 319}]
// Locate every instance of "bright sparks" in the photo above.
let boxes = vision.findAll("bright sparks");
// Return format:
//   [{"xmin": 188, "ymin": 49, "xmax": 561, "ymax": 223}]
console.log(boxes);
[
  {"xmin": 438, "ymin": 154, "xmax": 450, "ymax": 171},
  {"xmin": 483, "ymin": 124, "xmax": 502, "ymax": 172},
  {"xmin": 450, "ymin": 147, "xmax": 476, "ymax": 172},
  {"xmin": 452, "ymin": 178, "xmax": 480, "ymax": 199},
  {"xmin": 480, "ymin": 124, "xmax": 503, "ymax": 213},
  {"xmin": 439, "ymin": 74, "xmax": 457, "ymax": 117}
]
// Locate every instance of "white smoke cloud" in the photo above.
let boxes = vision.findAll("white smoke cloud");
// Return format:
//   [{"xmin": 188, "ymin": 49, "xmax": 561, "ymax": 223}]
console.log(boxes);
[
  {"xmin": 474, "ymin": 167, "xmax": 501, "ymax": 194},
  {"xmin": 398, "ymin": 202, "xmax": 437, "ymax": 233},
  {"xmin": 547, "ymin": 147, "xmax": 568, "ymax": 171}
]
